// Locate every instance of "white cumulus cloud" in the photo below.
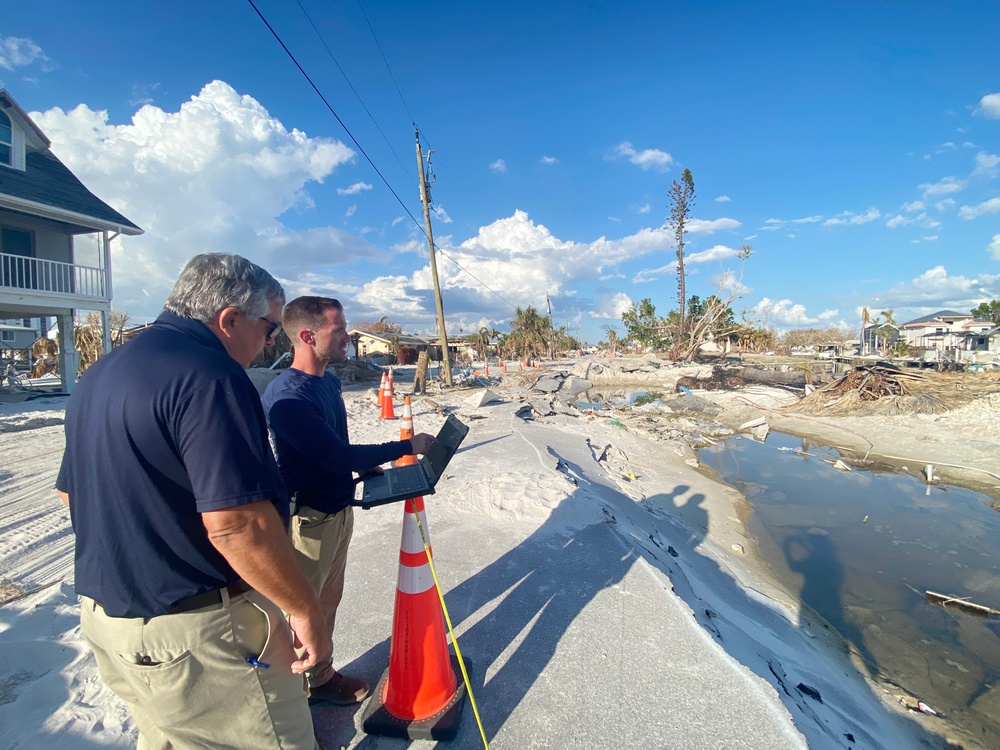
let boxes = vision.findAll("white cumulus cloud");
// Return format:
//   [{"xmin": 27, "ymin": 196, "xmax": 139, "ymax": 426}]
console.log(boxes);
[
  {"xmin": 973, "ymin": 151, "xmax": 1000, "ymax": 177},
  {"xmin": 823, "ymin": 207, "xmax": 881, "ymax": 226},
  {"xmin": 31, "ymin": 80, "xmax": 360, "ymax": 318},
  {"xmin": 0, "ymin": 34, "xmax": 49, "ymax": 71},
  {"xmin": 958, "ymin": 197, "xmax": 1000, "ymax": 220},
  {"xmin": 753, "ymin": 298, "xmax": 817, "ymax": 326},
  {"xmin": 489, "ymin": 158, "xmax": 507, "ymax": 173},
  {"xmin": 976, "ymin": 92, "xmax": 1000, "ymax": 119},
  {"xmin": 919, "ymin": 176, "xmax": 966, "ymax": 200},
  {"xmin": 989, "ymin": 234, "xmax": 1000, "ymax": 261},
  {"xmin": 589, "ymin": 292, "xmax": 634, "ymax": 320},
  {"xmin": 607, "ymin": 141, "xmax": 673, "ymax": 171},
  {"xmin": 337, "ymin": 181, "xmax": 372, "ymax": 196}
]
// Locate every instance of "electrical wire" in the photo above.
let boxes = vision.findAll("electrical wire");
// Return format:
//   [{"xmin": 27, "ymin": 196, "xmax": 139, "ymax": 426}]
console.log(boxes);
[
  {"xmin": 245, "ymin": 0, "xmax": 423, "ymax": 232},
  {"xmin": 249, "ymin": 0, "xmax": 521, "ymax": 318}
]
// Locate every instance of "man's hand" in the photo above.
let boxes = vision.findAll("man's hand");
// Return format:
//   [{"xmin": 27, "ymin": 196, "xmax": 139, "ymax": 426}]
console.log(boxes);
[
  {"xmin": 409, "ymin": 432, "xmax": 435, "ymax": 455},
  {"xmin": 288, "ymin": 609, "xmax": 332, "ymax": 675}
]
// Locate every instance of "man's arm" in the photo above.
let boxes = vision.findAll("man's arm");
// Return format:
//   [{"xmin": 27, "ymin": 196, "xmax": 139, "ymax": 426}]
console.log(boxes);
[
  {"xmin": 202, "ymin": 500, "xmax": 330, "ymax": 675},
  {"xmin": 57, "ymin": 491, "xmax": 69, "ymax": 507}
]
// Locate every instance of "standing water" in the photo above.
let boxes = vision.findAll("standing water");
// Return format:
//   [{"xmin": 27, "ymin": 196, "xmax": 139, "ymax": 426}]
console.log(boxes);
[{"xmin": 699, "ymin": 431, "xmax": 1000, "ymax": 748}]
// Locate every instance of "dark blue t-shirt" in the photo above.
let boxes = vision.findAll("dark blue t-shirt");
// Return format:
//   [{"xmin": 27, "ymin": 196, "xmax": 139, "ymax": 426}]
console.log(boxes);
[
  {"xmin": 262, "ymin": 368, "xmax": 409, "ymax": 514},
  {"xmin": 56, "ymin": 311, "xmax": 287, "ymax": 618}
]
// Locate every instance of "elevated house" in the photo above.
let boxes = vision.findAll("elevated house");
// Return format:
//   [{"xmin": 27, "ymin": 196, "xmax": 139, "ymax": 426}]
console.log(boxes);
[
  {"xmin": 896, "ymin": 310, "xmax": 994, "ymax": 353},
  {"xmin": 0, "ymin": 90, "xmax": 142, "ymax": 392}
]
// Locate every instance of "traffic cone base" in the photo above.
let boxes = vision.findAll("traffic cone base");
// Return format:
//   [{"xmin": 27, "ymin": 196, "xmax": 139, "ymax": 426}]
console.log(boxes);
[{"xmin": 361, "ymin": 655, "xmax": 469, "ymax": 741}]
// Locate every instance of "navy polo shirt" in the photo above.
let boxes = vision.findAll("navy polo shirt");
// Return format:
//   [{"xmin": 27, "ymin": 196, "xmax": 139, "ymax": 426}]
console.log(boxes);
[
  {"xmin": 262, "ymin": 368, "xmax": 409, "ymax": 514},
  {"xmin": 56, "ymin": 311, "xmax": 287, "ymax": 618}
]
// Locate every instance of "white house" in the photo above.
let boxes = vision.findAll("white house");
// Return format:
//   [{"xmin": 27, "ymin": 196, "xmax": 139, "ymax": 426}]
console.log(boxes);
[
  {"xmin": 0, "ymin": 90, "xmax": 142, "ymax": 392},
  {"xmin": 896, "ymin": 310, "xmax": 995, "ymax": 353}
]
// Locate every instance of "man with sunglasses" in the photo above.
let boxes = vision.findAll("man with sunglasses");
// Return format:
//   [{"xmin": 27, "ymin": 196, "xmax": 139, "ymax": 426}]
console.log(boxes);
[
  {"xmin": 262, "ymin": 296, "xmax": 435, "ymax": 705},
  {"xmin": 57, "ymin": 253, "xmax": 327, "ymax": 748}
]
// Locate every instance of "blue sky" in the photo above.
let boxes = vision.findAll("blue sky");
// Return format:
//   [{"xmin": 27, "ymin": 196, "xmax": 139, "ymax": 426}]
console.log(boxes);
[{"xmin": 2, "ymin": 1, "xmax": 999, "ymax": 343}]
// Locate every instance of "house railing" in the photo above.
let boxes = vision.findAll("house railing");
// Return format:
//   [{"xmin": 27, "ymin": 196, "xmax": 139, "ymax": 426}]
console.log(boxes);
[{"xmin": 0, "ymin": 252, "xmax": 108, "ymax": 300}]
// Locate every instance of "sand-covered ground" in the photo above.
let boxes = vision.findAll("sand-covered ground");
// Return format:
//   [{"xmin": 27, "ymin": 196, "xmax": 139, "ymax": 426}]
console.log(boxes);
[{"xmin": 2, "ymin": 356, "xmax": 998, "ymax": 748}]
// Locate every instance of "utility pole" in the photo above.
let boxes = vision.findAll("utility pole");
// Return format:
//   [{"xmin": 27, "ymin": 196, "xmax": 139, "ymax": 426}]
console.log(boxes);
[
  {"xmin": 415, "ymin": 128, "xmax": 452, "ymax": 386},
  {"xmin": 546, "ymin": 293, "xmax": 555, "ymax": 360}
]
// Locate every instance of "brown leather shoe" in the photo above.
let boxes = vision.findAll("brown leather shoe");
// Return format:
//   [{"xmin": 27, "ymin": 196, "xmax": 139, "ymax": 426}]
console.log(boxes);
[{"xmin": 308, "ymin": 671, "xmax": 370, "ymax": 705}]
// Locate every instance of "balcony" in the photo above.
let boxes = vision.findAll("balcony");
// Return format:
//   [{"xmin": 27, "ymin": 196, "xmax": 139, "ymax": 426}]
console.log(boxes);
[{"xmin": 0, "ymin": 252, "xmax": 109, "ymax": 307}]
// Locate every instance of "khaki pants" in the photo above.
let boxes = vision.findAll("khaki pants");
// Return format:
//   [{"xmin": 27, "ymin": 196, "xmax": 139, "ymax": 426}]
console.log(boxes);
[
  {"xmin": 289, "ymin": 505, "xmax": 353, "ymax": 687},
  {"xmin": 80, "ymin": 589, "xmax": 316, "ymax": 750}
]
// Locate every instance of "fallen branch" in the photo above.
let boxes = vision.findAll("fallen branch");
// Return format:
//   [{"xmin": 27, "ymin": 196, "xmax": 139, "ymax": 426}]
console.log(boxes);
[{"xmin": 925, "ymin": 590, "xmax": 1000, "ymax": 618}]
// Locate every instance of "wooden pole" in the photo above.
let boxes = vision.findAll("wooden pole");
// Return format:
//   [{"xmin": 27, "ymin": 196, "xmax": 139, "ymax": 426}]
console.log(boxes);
[{"xmin": 415, "ymin": 129, "xmax": 452, "ymax": 387}]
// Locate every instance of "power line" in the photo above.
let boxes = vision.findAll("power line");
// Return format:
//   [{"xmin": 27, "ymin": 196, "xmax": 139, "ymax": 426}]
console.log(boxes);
[
  {"xmin": 246, "ymin": 0, "xmax": 422, "ymax": 232},
  {"xmin": 249, "ymin": 0, "xmax": 519, "ymax": 316}
]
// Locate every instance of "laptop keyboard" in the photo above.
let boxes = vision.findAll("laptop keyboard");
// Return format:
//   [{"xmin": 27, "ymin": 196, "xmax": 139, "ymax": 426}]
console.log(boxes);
[{"xmin": 389, "ymin": 468, "xmax": 425, "ymax": 494}]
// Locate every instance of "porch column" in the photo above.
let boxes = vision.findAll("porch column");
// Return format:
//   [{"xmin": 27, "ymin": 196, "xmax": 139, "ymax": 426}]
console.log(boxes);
[
  {"xmin": 101, "ymin": 309, "xmax": 112, "ymax": 355},
  {"xmin": 56, "ymin": 312, "xmax": 79, "ymax": 394}
]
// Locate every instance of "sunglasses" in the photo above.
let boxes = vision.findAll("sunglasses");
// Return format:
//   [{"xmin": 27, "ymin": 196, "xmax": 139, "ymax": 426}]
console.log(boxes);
[{"xmin": 259, "ymin": 316, "xmax": 282, "ymax": 340}]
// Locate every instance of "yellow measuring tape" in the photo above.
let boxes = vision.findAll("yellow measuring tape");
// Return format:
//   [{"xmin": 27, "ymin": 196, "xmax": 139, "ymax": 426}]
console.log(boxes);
[{"xmin": 411, "ymin": 506, "xmax": 491, "ymax": 750}]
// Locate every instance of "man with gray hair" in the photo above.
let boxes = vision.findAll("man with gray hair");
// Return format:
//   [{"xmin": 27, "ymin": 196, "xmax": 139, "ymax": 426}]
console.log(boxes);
[{"xmin": 57, "ymin": 253, "xmax": 327, "ymax": 749}]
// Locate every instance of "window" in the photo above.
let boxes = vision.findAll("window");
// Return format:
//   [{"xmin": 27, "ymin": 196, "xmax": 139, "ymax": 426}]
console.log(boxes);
[
  {"xmin": 0, "ymin": 226, "xmax": 36, "ymax": 289},
  {"xmin": 0, "ymin": 330, "xmax": 14, "ymax": 343},
  {"xmin": 0, "ymin": 111, "xmax": 11, "ymax": 167}
]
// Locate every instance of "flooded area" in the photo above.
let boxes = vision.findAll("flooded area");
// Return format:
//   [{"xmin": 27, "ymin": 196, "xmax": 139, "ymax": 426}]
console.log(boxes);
[{"xmin": 699, "ymin": 431, "xmax": 1000, "ymax": 748}]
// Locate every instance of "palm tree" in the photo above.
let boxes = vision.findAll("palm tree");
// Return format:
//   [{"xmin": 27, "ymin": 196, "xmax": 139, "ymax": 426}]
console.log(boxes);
[
  {"xmin": 510, "ymin": 306, "xmax": 548, "ymax": 361},
  {"xmin": 877, "ymin": 309, "xmax": 896, "ymax": 355},
  {"xmin": 603, "ymin": 325, "xmax": 619, "ymax": 355}
]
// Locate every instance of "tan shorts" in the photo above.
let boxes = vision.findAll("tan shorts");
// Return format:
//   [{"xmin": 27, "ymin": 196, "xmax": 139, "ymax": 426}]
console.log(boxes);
[
  {"xmin": 289, "ymin": 505, "xmax": 353, "ymax": 687},
  {"xmin": 80, "ymin": 589, "xmax": 316, "ymax": 750}
]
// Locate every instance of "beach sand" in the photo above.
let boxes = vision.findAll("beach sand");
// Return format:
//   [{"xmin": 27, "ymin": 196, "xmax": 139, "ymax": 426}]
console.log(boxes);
[{"xmin": 3, "ymin": 357, "xmax": 997, "ymax": 748}]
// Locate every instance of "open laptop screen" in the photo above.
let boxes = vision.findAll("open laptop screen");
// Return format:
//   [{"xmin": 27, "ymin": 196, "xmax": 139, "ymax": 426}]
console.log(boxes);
[{"xmin": 424, "ymin": 415, "xmax": 468, "ymax": 481}]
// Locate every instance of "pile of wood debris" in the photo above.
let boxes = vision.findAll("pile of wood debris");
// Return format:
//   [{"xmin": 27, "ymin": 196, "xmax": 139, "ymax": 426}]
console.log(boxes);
[{"xmin": 787, "ymin": 363, "xmax": 999, "ymax": 416}]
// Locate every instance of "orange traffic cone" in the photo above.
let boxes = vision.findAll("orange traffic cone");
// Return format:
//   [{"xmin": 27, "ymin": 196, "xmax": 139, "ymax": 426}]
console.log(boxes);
[
  {"xmin": 377, "ymin": 372, "xmax": 386, "ymax": 408},
  {"xmin": 399, "ymin": 396, "xmax": 414, "ymax": 441},
  {"xmin": 361, "ymin": 476, "xmax": 467, "ymax": 740},
  {"xmin": 388, "ymin": 368, "xmax": 396, "ymax": 398},
  {"xmin": 484, "ymin": 363, "xmax": 489, "ymax": 376},
  {"xmin": 380, "ymin": 377, "xmax": 396, "ymax": 419},
  {"xmin": 501, "ymin": 361, "xmax": 507, "ymax": 373}
]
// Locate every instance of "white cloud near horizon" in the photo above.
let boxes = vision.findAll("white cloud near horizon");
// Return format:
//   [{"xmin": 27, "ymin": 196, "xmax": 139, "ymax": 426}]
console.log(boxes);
[
  {"xmin": 31, "ymin": 80, "xmax": 362, "ymax": 318},
  {"xmin": 607, "ymin": 141, "xmax": 673, "ymax": 171},
  {"xmin": 589, "ymin": 292, "xmax": 634, "ymax": 320},
  {"xmin": 976, "ymin": 92, "xmax": 1000, "ymax": 119},
  {"xmin": 752, "ymin": 298, "xmax": 817, "ymax": 326},
  {"xmin": 632, "ymin": 244, "xmax": 743, "ymax": 283},
  {"xmin": 0, "ymin": 34, "xmax": 49, "ymax": 71},
  {"xmin": 872, "ymin": 266, "xmax": 1000, "ymax": 316},
  {"xmin": 355, "ymin": 210, "xmax": 677, "ymax": 332}
]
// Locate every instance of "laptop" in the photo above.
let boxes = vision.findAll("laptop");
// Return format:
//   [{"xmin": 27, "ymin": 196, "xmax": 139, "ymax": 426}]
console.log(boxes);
[{"xmin": 357, "ymin": 414, "xmax": 470, "ymax": 508}]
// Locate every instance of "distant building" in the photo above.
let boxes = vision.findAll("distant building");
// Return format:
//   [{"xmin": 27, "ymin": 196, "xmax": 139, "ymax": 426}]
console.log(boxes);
[
  {"xmin": 896, "ymin": 310, "xmax": 994, "ymax": 352},
  {"xmin": 0, "ymin": 89, "xmax": 143, "ymax": 392}
]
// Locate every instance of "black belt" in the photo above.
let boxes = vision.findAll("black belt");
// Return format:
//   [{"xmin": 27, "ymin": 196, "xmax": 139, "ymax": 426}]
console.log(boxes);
[{"xmin": 167, "ymin": 580, "xmax": 252, "ymax": 615}]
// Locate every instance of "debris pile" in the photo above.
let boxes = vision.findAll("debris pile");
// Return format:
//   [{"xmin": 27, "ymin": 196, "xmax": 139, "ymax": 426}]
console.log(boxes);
[{"xmin": 787, "ymin": 364, "xmax": 980, "ymax": 416}]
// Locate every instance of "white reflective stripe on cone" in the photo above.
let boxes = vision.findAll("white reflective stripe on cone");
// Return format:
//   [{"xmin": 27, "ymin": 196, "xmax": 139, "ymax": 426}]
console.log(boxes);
[
  {"xmin": 400, "ymin": 511, "xmax": 431, "ymax": 555},
  {"xmin": 397, "ymin": 562, "xmax": 435, "ymax": 595}
]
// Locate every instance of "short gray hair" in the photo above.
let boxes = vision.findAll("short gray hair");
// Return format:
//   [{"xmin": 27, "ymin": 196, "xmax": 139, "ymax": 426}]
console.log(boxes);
[{"xmin": 163, "ymin": 253, "xmax": 284, "ymax": 322}]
